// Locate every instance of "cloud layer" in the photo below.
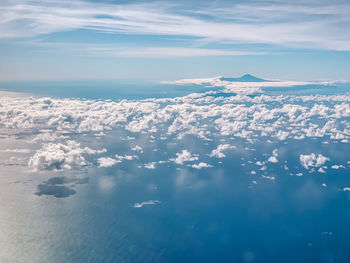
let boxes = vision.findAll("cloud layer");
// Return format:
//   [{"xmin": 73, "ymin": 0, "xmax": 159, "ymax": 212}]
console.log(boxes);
[{"xmin": 1, "ymin": 0, "xmax": 350, "ymax": 51}]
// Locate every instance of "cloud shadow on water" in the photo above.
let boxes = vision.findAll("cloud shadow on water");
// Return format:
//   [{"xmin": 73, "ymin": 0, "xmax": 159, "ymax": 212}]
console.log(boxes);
[{"xmin": 35, "ymin": 176, "xmax": 89, "ymax": 198}]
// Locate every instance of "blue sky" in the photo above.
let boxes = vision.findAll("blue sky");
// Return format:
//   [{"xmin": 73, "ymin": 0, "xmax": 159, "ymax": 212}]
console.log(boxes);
[{"xmin": 0, "ymin": 0, "xmax": 350, "ymax": 81}]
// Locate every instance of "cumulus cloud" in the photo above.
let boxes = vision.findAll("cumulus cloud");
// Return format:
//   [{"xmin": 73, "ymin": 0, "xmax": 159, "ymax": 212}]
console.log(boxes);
[
  {"xmin": 1, "ymin": 82, "xmax": 349, "ymax": 175},
  {"xmin": 171, "ymin": 150, "xmax": 198, "ymax": 165},
  {"xmin": 98, "ymin": 157, "xmax": 120, "ymax": 168},
  {"xmin": 276, "ymin": 130, "xmax": 289, "ymax": 141},
  {"xmin": 268, "ymin": 149, "xmax": 279, "ymax": 163},
  {"xmin": 1, "ymin": 91, "xmax": 349, "ymax": 146},
  {"xmin": 115, "ymin": 154, "xmax": 138, "ymax": 161},
  {"xmin": 299, "ymin": 153, "xmax": 329, "ymax": 170},
  {"xmin": 131, "ymin": 145, "xmax": 143, "ymax": 153},
  {"xmin": 318, "ymin": 167, "xmax": 326, "ymax": 173},
  {"xmin": 144, "ymin": 162, "xmax": 156, "ymax": 169},
  {"xmin": 97, "ymin": 154, "xmax": 137, "ymax": 168},
  {"xmin": 331, "ymin": 164, "xmax": 344, "ymax": 169},
  {"xmin": 209, "ymin": 144, "xmax": 236, "ymax": 158},
  {"xmin": 28, "ymin": 140, "xmax": 106, "ymax": 171},
  {"xmin": 191, "ymin": 162, "xmax": 213, "ymax": 169}
]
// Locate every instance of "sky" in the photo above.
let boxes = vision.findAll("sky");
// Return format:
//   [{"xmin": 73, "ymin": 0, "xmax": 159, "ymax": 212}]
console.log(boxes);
[{"xmin": 0, "ymin": 0, "xmax": 350, "ymax": 81}]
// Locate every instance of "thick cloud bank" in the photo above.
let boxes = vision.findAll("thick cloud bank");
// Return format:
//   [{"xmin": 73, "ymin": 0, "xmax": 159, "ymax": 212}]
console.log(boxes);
[{"xmin": 0, "ymin": 82, "xmax": 349, "ymax": 174}]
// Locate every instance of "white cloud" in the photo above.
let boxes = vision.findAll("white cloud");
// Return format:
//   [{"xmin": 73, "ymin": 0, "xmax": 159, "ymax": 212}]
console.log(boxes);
[
  {"xmin": 262, "ymin": 175, "xmax": 275, "ymax": 180},
  {"xmin": 28, "ymin": 140, "xmax": 106, "ymax": 171},
  {"xmin": 276, "ymin": 130, "xmax": 289, "ymax": 141},
  {"xmin": 1, "ymin": 91, "xmax": 350, "ymax": 147},
  {"xmin": 115, "ymin": 154, "xmax": 137, "ymax": 161},
  {"xmin": 98, "ymin": 157, "xmax": 119, "ymax": 168},
  {"xmin": 318, "ymin": 167, "xmax": 326, "ymax": 173},
  {"xmin": 300, "ymin": 153, "xmax": 329, "ymax": 169},
  {"xmin": 131, "ymin": 145, "xmax": 143, "ymax": 153},
  {"xmin": 87, "ymin": 47, "xmax": 263, "ymax": 58},
  {"xmin": 134, "ymin": 200, "xmax": 160, "ymax": 208},
  {"xmin": 331, "ymin": 164, "xmax": 344, "ymax": 169},
  {"xmin": 209, "ymin": 144, "xmax": 236, "ymax": 158},
  {"xmin": 98, "ymin": 154, "xmax": 137, "ymax": 168},
  {"xmin": 260, "ymin": 166, "xmax": 267, "ymax": 171},
  {"xmin": 268, "ymin": 149, "xmax": 279, "ymax": 163},
  {"xmin": 168, "ymin": 76, "xmax": 317, "ymax": 93},
  {"xmin": 1, "ymin": 0, "xmax": 350, "ymax": 51},
  {"xmin": 144, "ymin": 162, "xmax": 156, "ymax": 169},
  {"xmin": 171, "ymin": 150, "xmax": 198, "ymax": 165},
  {"xmin": 191, "ymin": 162, "xmax": 213, "ymax": 169}
]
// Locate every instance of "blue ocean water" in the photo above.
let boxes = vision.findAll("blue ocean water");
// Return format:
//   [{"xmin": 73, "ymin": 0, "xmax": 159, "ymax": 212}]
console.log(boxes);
[
  {"xmin": 0, "ymin": 79, "xmax": 349, "ymax": 100},
  {"xmin": 0, "ymin": 79, "xmax": 350, "ymax": 263},
  {"xmin": 0, "ymin": 79, "xmax": 215, "ymax": 100}
]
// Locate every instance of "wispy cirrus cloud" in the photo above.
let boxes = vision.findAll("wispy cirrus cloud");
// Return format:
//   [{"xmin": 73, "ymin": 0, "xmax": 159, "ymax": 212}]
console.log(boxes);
[
  {"xmin": 85, "ymin": 47, "xmax": 265, "ymax": 58},
  {"xmin": 1, "ymin": 0, "xmax": 350, "ymax": 51},
  {"xmin": 17, "ymin": 39, "xmax": 266, "ymax": 58}
]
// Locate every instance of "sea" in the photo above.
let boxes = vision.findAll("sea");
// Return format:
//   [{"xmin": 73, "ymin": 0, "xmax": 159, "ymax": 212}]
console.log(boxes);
[{"xmin": 0, "ymin": 78, "xmax": 349, "ymax": 263}]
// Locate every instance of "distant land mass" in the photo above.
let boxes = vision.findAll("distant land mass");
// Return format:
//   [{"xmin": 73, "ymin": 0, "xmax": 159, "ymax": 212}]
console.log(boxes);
[{"xmin": 220, "ymin": 74, "xmax": 271, "ymax": 82}]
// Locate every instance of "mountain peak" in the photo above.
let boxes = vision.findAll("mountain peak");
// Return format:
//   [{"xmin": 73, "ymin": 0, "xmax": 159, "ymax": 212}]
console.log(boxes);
[
  {"xmin": 241, "ymin": 73, "xmax": 255, "ymax": 78},
  {"xmin": 220, "ymin": 74, "xmax": 269, "ymax": 82}
]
